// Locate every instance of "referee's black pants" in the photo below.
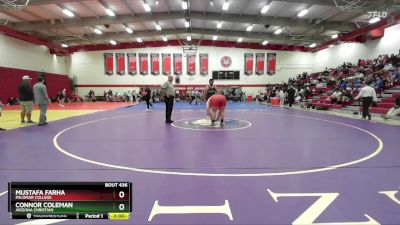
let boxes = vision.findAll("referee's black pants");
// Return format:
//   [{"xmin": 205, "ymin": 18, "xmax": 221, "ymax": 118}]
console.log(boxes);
[
  {"xmin": 164, "ymin": 96, "xmax": 174, "ymax": 122},
  {"xmin": 362, "ymin": 97, "xmax": 373, "ymax": 118}
]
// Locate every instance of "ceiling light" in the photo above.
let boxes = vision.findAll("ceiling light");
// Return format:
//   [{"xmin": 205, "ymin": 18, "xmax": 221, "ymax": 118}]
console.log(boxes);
[
  {"xmin": 137, "ymin": 37, "xmax": 143, "ymax": 42},
  {"xmin": 94, "ymin": 28, "xmax": 103, "ymax": 34},
  {"xmin": 184, "ymin": 19, "xmax": 190, "ymax": 28},
  {"xmin": 110, "ymin": 40, "xmax": 117, "ymax": 45},
  {"xmin": 162, "ymin": 36, "xmax": 168, "ymax": 42},
  {"xmin": 62, "ymin": 9, "xmax": 74, "ymax": 17},
  {"xmin": 262, "ymin": 40, "xmax": 268, "ymax": 45},
  {"xmin": 369, "ymin": 17, "xmax": 381, "ymax": 24},
  {"xmin": 217, "ymin": 21, "xmax": 222, "ymax": 29},
  {"xmin": 213, "ymin": 35, "xmax": 218, "ymax": 40},
  {"xmin": 222, "ymin": 0, "xmax": 229, "ymax": 11},
  {"xmin": 105, "ymin": 8, "xmax": 115, "ymax": 16},
  {"xmin": 309, "ymin": 43, "xmax": 316, "ymax": 48},
  {"xmin": 61, "ymin": 44, "xmax": 68, "ymax": 48},
  {"xmin": 246, "ymin": 25, "xmax": 253, "ymax": 32},
  {"xmin": 274, "ymin": 28, "xmax": 282, "ymax": 35},
  {"xmin": 261, "ymin": 5, "xmax": 270, "ymax": 14},
  {"xmin": 125, "ymin": 27, "xmax": 133, "ymax": 33},
  {"xmin": 297, "ymin": 8, "xmax": 309, "ymax": 17},
  {"xmin": 331, "ymin": 34, "xmax": 338, "ymax": 39},
  {"xmin": 155, "ymin": 24, "xmax": 162, "ymax": 31},
  {"xmin": 143, "ymin": 2, "xmax": 151, "ymax": 12},
  {"xmin": 155, "ymin": 0, "xmax": 159, "ymax": 5},
  {"xmin": 187, "ymin": 35, "xmax": 192, "ymax": 41},
  {"xmin": 237, "ymin": 37, "xmax": 242, "ymax": 42},
  {"xmin": 182, "ymin": 0, "xmax": 188, "ymax": 10},
  {"xmin": 210, "ymin": 0, "xmax": 214, "ymax": 7}
]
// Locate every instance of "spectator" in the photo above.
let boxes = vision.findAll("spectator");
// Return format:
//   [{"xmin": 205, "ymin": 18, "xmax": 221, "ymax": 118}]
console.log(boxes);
[
  {"xmin": 7, "ymin": 97, "xmax": 18, "ymax": 105},
  {"xmin": 144, "ymin": 87, "xmax": 153, "ymax": 110},
  {"xmin": 161, "ymin": 76, "xmax": 175, "ymax": 124},
  {"xmin": 18, "ymin": 75, "xmax": 35, "ymax": 124},
  {"xmin": 287, "ymin": 86, "xmax": 296, "ymax": 107},
  {"xmin": 381, "ymin": 97, "xmax": 400, "ymax": 120},
  {"xmin": 329, "ymin": 89, "xmax": 342, "ymax": 104},
  {"xmin": 33, "ymin": 77, "xmax": 51, "ymax": 126},
  {"xmin": 57, "ymin": 89, "xmax": 66, "ymax": 107}
]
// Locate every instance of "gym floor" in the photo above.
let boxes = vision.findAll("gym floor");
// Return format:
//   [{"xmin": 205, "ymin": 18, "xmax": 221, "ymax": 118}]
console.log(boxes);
[{"xmin": 0, "ymin": 102, "xmax": 399, "ymax": 225}]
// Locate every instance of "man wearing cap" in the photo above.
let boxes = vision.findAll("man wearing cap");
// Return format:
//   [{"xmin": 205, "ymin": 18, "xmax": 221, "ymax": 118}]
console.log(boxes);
[
  {"xmin": 33, "ymin": 77, "xmax": 51, "ymax": 126},
  {"xmin": 17, "ymin": 75, "xmax": 35, "ymax": 124},
  {"xmin": 161, "ymin": 75, "xmax": 175, "ymax": 124}
]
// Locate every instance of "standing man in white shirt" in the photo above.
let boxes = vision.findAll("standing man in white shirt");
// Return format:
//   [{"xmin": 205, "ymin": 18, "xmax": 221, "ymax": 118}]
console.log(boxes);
[
  {"xmin": 355, "ymin": 81, "xmax": 377, "ymax": 120},
  {"xmin": 161, "ymin": 76, "xmax": 176, "ymax": 124}
]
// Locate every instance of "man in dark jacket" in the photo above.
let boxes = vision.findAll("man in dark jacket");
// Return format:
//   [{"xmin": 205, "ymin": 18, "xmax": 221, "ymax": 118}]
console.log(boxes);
[
  {"xmin": 287, "ymin": 86, "xmax": 296, "ymax": 107},
  {"xmin": 17, "ymin": 75, "xmax": 35, "ymax": 123}
]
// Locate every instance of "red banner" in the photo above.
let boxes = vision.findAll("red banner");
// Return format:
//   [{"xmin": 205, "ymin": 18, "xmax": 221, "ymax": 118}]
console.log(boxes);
[
  {"xmin": 162, "ymin": 53, "xmax": 171, "ymax": 75},
  {"xmin": 267, "ymin": 53, "xmax": 277, "ymax": 75},
  {"xmin": 116, "ymin": 53, "xmax": 125, "ymax": 75},
  {"xmin": 151, "ymin": 53, "xmax": 160, "ymax": 75},
  {"xmin": 139, "ymin": 53, "xmax": 148, "ymax": 75},
  {"xmin": 104, "ymin": 53, "xmax": 113, "ymax": 75},
  {"xmin": 127, "ymin": 53, "xmax": 137, "ymax": 75},
  {"xmin": 244, "ymin": 53, "xmax": 253, "ymax": 75},
  {"xmin": 173, "ymin": 54, "xmax": 182, "ymax": 75},
  {"xmin": 255, "ymin": 53, "xmax": 265, "ymax": 75},
  {"xmin": 187, "ymin": 53, "xmax": 196, "ymax": 75},
  {"xmin": 199, "ymin": 53, "xmax": 208, "ymax": 75}
]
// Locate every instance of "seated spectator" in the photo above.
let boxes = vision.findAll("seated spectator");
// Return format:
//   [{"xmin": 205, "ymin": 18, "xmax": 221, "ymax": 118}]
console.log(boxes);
[
  {"xmin": 57, "ymin": 89, "xmax": 66, "ymax": 107},
  {"xmin": 329, "ymin": 89, "xmax": 342, "ymax": 104},
  {"xmin": 88, "ymin": 90, "xmax": 96, "ymax": 102},
  {"xmin": 381, "ymin": 97, "xmax": 400, "ymax": 120},
  {"xmin": 7, "ymin": 97, "xmax": 19, "ymax": 105}
]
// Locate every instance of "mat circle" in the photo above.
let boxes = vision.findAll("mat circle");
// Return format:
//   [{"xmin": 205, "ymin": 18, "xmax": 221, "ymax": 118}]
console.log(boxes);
[{"xmin": 171, "ymin": 117, "xmax": 251, "ymax": 131}]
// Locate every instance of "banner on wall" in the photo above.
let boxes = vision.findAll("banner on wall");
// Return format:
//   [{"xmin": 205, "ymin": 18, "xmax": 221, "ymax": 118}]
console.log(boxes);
[
  {"xmin": 127, "ymin": 53, "xmax": 137, "ymax": 75},
  {"xmin": 162, "ymin": 53, "xmax": 171, "ymax": 75},
  {"xmin": 173, "ymin": 53, "xmax": 182, "ymax": 75},
  {"xmin": 104, "ymin": 53, "xmax": 113, "ymax": 75},
  {"xmin": 150, "ymin": 53, "xmax": 160, "ymax": 75},
  {"xmin": 116, "ymin": 53, "xmax": 126, "ymax": 75},
  {"xmin": 199, "ymin": 53, "xmax": 208, "ymax": 75},
  {"xmin": 187, "ymin": 53, "xmax": 196, "ymax": 75},
  {"xmin": 139, "ymin": 53, "xmax": 148, "ymax": 75},
  {"xmin": 267, "ymin": 53, "xmax": 277, "ymax": 75},
  {"xmin": 255, "ymin": 53, "xmax": 265, "ymax": 75},
  {"xmin": 244, "ymin": 53, "xmax": 254, "ymax": 75}
]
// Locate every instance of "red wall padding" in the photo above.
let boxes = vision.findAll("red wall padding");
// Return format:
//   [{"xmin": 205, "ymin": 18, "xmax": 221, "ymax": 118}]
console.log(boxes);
[{"xmin": 0, "ymin": 66, "xmax": 71, "ymax": 103}]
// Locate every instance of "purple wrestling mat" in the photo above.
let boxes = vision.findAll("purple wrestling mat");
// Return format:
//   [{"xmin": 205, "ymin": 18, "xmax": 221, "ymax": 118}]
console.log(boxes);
[{"xmin": 0, "ymin": 104, "xmax": 399, "ymax": 225}]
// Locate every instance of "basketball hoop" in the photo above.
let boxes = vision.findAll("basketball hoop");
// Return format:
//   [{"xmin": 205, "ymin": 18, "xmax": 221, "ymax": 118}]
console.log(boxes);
[
  {"xmin": 0, "ymin": 0, "xmax": 29, "ymax": 10},
  {"xmin": 179, "ymin": 39, "xmax": 202, "ymax": 57},
  {"xmin": 333, "ymin": 0, "xmax": 370, "ymax": 12}
]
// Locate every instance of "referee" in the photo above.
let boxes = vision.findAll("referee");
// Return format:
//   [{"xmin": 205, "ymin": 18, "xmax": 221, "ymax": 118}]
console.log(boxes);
[
  {"xmin": 355, "ymin": 80, "xmax": 377, "ymax": 120},
  {"xmin": 161, "ymin": 75, "xmax": 175, "ymax": 124}
]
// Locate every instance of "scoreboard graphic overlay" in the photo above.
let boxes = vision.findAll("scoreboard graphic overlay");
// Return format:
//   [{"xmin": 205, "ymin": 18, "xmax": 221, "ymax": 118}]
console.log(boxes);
[{"xmin": 8, "ymin": 182, "xmax": 132, "ymax": 220}]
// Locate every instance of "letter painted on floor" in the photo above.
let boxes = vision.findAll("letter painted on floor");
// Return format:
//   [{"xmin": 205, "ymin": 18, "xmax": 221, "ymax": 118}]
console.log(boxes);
[
  {"xmin": 148, "ymin": 200, "xmax": 233, "ymax": 221},
  {"xmin": 267, "ymin": 189, "xmax": 380, "ymax": 225},
  {"xmin": 379, "ymin": 189, "xmax": 400, "ymax": 205}
]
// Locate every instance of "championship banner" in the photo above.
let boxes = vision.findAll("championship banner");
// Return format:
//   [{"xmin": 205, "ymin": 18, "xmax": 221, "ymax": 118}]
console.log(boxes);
[
  {"xmin": 187, "ymin": 53, "xmax": 196, "ymax": 75},
  {"xmin": 199, "ymin": 53, "xmax": 208, "ymax": 75},
  {"xmin": 255, "ymin": 53, "xmax": 265, "ymax": 75},
  {"xmin": 150, "ymin": 53, "xmax": 160, "ymax": 75},
  {"xmin": 127, "ymin": 53, "xmax": 137, "ymax": 75},
  {"xmin": 244, "ymin": 53, "xmax": 254, "ymax": 75},
  {"xmin": 173, "ymin": 53, "xmax": 182, "ymax": 75},
  {"xmin": 116, "ymin": 53, "xmax": 126, "ymax": 75},
  {"xmin": 267, "ymin": 53, "xmax": 277, "ymax": 75},
  {"xmin": 139, "ymin": 53, "xmax": 148, "ymax": 75},
  {"xmin": 104, "ymin": 53, "xmax": 113, "ymax": 75},
  {"xmin": 162, "ymin": 53, "xmax": 171, "ymax": 75}
]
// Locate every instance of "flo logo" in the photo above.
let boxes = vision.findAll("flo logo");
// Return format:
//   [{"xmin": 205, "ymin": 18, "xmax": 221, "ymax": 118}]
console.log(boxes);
[{"xmin": 221, "ymin": 56, "xmax": 232, "ymax": 68}]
